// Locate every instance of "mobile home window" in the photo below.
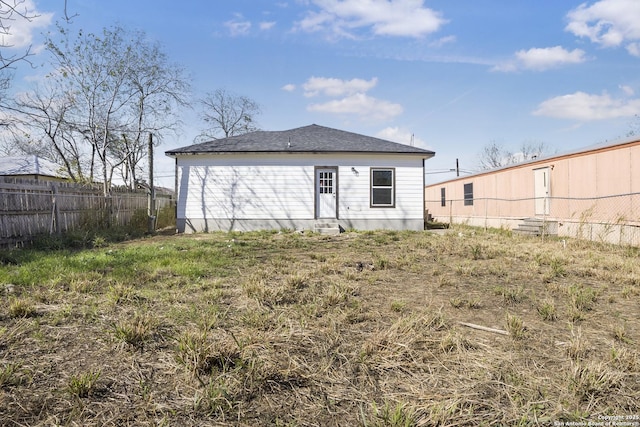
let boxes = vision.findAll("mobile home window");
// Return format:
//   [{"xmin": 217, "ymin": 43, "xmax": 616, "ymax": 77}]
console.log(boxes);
[
  {"xmin": 370, "ymin": 168, "xmax": 395, "ymax": 207},
  {"xmin": 464, "ymin": 183, "xmax": 473, "ymax": 206},
  {"xmin": 440, "ymin": 188, "xmax": 446, "ymax": 207}
]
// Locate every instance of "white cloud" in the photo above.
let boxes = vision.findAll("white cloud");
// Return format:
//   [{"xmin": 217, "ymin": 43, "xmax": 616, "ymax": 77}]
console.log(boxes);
[
  {"xmin": 566, "ymin": 0, "xmax": 640, "ymax": 54},
  {"xmin": 516, "ymin": 46, "xmax": 587, "ymax": 70},
  {"xmin": 295, "ymin": 0, "xmax": 447, "ymax": 39},
  {"xmin": 1, "ymin": 0, "xmax": 53, "ymax": 50},
  {"xmin": 376, "ymin": 127, "xmax": 428, "ymax": 148},
  {"xmin": 429, "ymin": 35, "xmax": 456, "ymax": 48},
  {"xmin": 308, "ymin": 93, "xmax": 403, "ymax": 120},
  {"xmin": 491, "ymin": 62, "xmax": 518, "ymax": 73},
  {"xmin": 259, "ymin": 21, "xmax": 276, "ymax": 31},
  {"xmin": 296, "ymin": 75, "xmax": 401, "ymax": 121},
  {"xmin": 493, "ymin": 46, "xmax": 587, "ymax": 72},
  {"xmin": 620, "ymin": 85, "xmax": 635, "ymax": 96},
  {"xmin": 303, "ymin": 76, "xmax": 378, "ymax": 97},
  {"xmin": 533, "ymin": 91, "xmax": 640, "ymax": 120},
  {"xmin": 295, "ymin": 11, "xmax": 334, "ymax": 35},
  {"xmin": 627, "ymin": 42, "xmax": 640, "ymax": 56},
  {"xmin": 281, "ymin": 83, "xmax": 296, "ymax": 92},
  {"xmin": 224, "ymin": 17, "xmax": 252, "ymax": 36}
]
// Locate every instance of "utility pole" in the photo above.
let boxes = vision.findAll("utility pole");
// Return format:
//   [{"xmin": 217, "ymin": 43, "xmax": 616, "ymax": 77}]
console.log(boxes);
[
  {"xmin": 456, "ymin": 158, "xmax": 460, "ymax": 177},
  {"xmin": 148, "ymin": 133, "xmax": 156, "ymax": 233}
]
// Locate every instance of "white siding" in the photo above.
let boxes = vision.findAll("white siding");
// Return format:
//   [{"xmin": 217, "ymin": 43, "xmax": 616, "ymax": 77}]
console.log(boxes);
[
  {"xmin": 338, "ymin": 163, "xmax": 425, "ymax": 221},
  {"xmin": 178, "ymin": 164, "xmax": 314, "ymax": 220},
  {"xmin": 175, "ymin": 152, "xmax": 425, "ymax": 230}
]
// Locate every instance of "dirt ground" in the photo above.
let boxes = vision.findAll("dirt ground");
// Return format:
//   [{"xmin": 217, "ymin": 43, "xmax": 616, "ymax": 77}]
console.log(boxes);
[{"xmin": 1, "ymin": 227, "xmax": 638, "ymax": 426}]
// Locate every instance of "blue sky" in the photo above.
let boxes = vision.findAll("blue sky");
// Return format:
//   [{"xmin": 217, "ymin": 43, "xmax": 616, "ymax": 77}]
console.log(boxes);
[{"xmin": 6, "ymin": 0, "xmax": 640, "ymax": 186}]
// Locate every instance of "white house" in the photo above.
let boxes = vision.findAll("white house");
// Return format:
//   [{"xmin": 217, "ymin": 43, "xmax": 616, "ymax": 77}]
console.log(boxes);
[{"xmin": 165, "ymin": 124, "xmax": 435, "ymax": 233}]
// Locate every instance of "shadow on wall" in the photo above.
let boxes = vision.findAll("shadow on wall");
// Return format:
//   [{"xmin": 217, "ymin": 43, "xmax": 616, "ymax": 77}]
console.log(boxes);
[
  {"xmin": 178, "ymin": 164, "xmax": 422, "ymax": 232},
  {"xmin": 180, "ymin": 165, "xmax": 314, "ymax": 233}
]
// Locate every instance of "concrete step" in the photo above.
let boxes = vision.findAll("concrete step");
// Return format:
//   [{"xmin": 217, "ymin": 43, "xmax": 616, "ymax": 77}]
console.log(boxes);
[
  {"xmin": 513, "ymin": 218, "xmax": 558, "ymax": 237},
  {"xmin": 513, "ymin": 228, "xmax": 541, "ymax": 236},
  {"xmin": 516, "ymin": 224, "xmax": 544, "ymax": 232},
  {"xmin": 522, "ymin": 217, "xmax": 545, "ymax": 223},
  {"xmin": 314, "ymin": 222, "xmax": 341, "ymax": 235}
]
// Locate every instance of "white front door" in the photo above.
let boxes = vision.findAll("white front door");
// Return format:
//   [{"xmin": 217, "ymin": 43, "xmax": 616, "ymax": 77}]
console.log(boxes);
[
  {"xmin": 316, "ymin": 168, "xmax": 337, "ymax": 219},
  {"xmin": 534, "ymin": 167, "xmax": 550, "ymax": 215}
]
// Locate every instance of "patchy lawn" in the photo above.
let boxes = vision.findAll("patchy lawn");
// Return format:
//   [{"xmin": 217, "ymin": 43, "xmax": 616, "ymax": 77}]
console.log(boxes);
[{"xmin": 1, "ymin": 227, "xmax": 639, "ymax": 426}]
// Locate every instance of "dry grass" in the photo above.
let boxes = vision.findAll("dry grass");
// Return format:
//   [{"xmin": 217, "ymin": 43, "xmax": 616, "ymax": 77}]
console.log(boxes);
[{"xmin": 0, "ymin": 226, "xmax": 639, "ymax": 426}]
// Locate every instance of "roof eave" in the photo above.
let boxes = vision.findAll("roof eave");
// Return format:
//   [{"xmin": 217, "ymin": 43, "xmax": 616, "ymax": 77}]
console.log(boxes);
[{"xmin": 166, "ymin": 150, "xmax": 434, "ymax": 157}]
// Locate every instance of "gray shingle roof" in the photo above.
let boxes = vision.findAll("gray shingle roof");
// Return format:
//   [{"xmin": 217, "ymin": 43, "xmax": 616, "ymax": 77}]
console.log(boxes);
[{"xmin": 166, "ymin": 124, "xmax": 435, "ymax": 157}]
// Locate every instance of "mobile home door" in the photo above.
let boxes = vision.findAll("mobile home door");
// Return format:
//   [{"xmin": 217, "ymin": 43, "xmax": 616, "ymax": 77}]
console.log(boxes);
[{"xmin": 534, "ymin": 167, "xmax": 550, "ymax": 216}]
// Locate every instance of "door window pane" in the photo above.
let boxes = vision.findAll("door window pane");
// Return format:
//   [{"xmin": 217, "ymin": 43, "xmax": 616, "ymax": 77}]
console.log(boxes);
[{"xmin": 320, "ymin": 172, "xmax": 333, "ymax": 194}]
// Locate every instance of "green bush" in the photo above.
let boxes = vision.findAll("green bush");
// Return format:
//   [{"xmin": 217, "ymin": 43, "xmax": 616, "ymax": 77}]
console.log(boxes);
[
  {"xmin": 128, "ymin": 208, "xmax": 149, "ymax": 233},
  {"xmin": 156, "ymin": 203, "xmax": 176, "ymax": 229}
]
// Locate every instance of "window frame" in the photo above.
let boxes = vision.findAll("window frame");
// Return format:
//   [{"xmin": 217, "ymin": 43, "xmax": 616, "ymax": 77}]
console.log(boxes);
[
  {"xmin": 370, "ymin": 167, "xmax": 396, "ymax": 208},
  {"xmin": 440, "ymin": 187, "xmax": 446, "ymax": 207},
  {"xmin": 463, "ymin": 182, "xmax": 474, "ymax": 206}
]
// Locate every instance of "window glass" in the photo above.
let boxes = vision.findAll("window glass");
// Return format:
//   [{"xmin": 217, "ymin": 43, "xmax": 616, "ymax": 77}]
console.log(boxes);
[
  {"xmin": 371, "ymin": 168, "xmax": 395, "ymax": 207},
  {"xmin": 464, "ymin": 183, "xmax": 473, "ymax": 206},
  {"xmin": 372, "ymin": 170, "xmax": 392, "ymax": 186},
  {"xmin": 319, "ymin": 172, "xmax": 333, "ymax": 194},
  {"xmin": 372, "ymin": 188, "xmax": 392, "ymax": 205}
]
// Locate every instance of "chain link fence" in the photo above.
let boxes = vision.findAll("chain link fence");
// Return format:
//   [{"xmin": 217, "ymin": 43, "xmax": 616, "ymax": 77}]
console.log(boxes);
[{"xmin": 426, "ymin": 192, "xmax": 640, "ymax": 246}]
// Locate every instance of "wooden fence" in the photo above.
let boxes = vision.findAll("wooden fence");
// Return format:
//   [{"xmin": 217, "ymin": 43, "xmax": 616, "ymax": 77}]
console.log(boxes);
[{"xmin": 0, "ymin": 177, "xmax": 174, "ymax": 247}]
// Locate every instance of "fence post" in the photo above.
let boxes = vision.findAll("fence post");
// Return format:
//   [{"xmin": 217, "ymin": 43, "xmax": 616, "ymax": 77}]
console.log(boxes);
[
  {"xmin": 50, "ymin": 184, "xmax": 61, "ymax": 235},
  {"xmin": 148, "ymin": 133, "xmax": 156, "ymax": 233},
  {"xmin": 484, "ymin": 198, "xmax": 488, "ymax": 231},
  {"xmin": 542, "ymin": 196, "xmax": 547, "ymax": 242},
  {"xmin": 106, "ymin": 194, "xmax": 113, "ymax": 228}
]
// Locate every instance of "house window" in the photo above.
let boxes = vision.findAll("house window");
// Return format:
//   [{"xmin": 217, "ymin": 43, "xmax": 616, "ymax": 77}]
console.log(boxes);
[
  {"xmin": 440, "ymin": 187, "xmax": 446, "ymax": 207},
  {"xmin": 370, "ymin": 168, "xmax": 395, "ymax": 207},
  {"xmin": 464, "ymin": 183, "xmax": 473, "ymax": 206}
]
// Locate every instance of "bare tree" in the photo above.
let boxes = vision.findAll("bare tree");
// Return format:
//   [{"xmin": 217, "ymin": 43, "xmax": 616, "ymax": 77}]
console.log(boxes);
[
  {"xmin": 115, "ymin": 31, "xmax": 190, "ymax": 189},
  {"xmin": 44, "ymin": 25, "xmax": 134, "ymax": 194},
  {"xmin": 478, "ymin": 141, "xmax": 507, "ymax": 170},
  {"xmin": 478, "ymin": 140, "xmax": 550, "ymax": 170},
  {"xmin": 0, "ymin": 1, "xmax": 73, "ymax": 91},
  {"xmin": 2, "ymin": 84, "xmax": 88, "ymax": 181},
  {"xmin": 518, "ymin": 141, "xmax": 548, "ymax": 161},
  {"xmin": 0, "ymin": 0, "xmax": 38, "ymax": 110},
  {"xmin": 197, "ymin": 88, "xmax": 261, "ymax": 141},
  {"xmin": 1, "ymin": 0, "xmax": 38, "ymax": 72},
  {"xmin": 626, "ymin": 114, "xmax": 640, "ymax": 138},
  {"xmin": 41, "ymin": 25, "xmax": 189, "ymax": 193}
]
